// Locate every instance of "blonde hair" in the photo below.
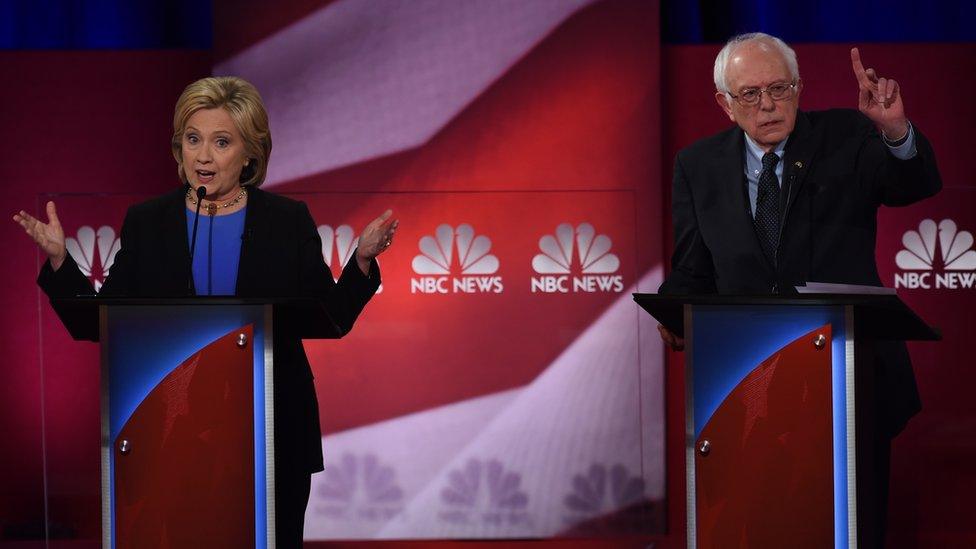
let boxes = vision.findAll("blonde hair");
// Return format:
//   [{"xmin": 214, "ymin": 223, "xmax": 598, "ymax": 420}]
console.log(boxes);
[{"xmin": 171, "ymin": 76, "xmax": 272, "ymax": 187}]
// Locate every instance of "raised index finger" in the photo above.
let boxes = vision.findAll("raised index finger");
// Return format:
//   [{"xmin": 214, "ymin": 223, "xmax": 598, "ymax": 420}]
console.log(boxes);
[{"xmin": 850, "ymin": 47, "xmax": 870, "ymax": 86}]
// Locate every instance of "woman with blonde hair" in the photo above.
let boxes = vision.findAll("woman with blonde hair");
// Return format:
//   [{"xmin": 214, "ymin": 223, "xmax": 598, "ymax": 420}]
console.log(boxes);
[{"xmin": 14, "ymin": 76, "xmax": 397, "ymax": 547}]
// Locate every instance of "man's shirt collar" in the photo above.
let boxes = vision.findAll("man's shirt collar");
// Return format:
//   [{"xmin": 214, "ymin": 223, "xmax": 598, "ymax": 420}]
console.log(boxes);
[{"xmin": 743, "ymin": 132, "xmax": 787, "ymax": 164}]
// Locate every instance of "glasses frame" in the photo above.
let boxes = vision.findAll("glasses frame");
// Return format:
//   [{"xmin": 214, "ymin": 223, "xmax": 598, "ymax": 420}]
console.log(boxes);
[{"xmin": 727, "ymin": 81, "xmax": 798, "ymax": 106}]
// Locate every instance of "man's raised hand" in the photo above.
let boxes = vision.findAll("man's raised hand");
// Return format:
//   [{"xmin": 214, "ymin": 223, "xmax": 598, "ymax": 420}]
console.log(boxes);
[{"xmin": 851, "ymin": 47, "xmax": 909, "ymax": 140}]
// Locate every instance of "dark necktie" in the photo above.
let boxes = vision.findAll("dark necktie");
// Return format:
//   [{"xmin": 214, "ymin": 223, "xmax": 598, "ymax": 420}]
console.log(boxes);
[{"xmin": 754, "ymin": 152, "xmax": 781, "ymax": 265}]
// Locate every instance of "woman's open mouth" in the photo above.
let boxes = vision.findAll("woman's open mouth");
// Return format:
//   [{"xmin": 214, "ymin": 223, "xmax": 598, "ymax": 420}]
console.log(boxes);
[{"xmin": 196, "ymin": 170, "xmax": 215, "ymax": 184}]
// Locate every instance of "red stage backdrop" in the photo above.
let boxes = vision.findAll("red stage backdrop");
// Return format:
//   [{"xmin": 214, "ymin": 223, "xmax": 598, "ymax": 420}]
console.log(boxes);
[
  {"xmin": 2, "ymin": 3, "xmax": 974, "ymax": 548},
  {"xmin": 212, "ymin": 0, "xmax": 665, "ymax": 539},
  {"xmin": 0, "ymin": 51, "xmax": 211, "ymax": 542}
]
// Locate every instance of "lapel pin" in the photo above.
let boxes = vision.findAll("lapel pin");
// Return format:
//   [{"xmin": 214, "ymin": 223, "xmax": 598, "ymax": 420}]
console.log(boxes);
[{"xmin": 794, "ymin": 161, "xmax": 803, "ymax": 169}]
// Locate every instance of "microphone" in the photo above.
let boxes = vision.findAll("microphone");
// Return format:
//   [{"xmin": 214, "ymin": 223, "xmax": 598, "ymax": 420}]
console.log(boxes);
[
  {"xmin": 777, "ymin": 170, "xmax": 794, "ymax": 244},
  {"xmin": 187, "ymin": 185, "xmax": 206, "ymax": 294},
  {"xmin": 772, "ymin": 166, "xmax": 797, "ymax": 294}
]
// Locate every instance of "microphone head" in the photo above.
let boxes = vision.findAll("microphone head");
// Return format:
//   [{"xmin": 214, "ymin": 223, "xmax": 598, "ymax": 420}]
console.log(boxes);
[{"xmin": 196, "ymin": 186, "xmax": 207, "ymax": 199}]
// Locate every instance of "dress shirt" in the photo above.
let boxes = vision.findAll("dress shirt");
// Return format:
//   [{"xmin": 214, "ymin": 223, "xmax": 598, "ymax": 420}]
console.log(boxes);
[{"xmin": 743, "ymin": 122, "xmax": 917, "ymax": 216}]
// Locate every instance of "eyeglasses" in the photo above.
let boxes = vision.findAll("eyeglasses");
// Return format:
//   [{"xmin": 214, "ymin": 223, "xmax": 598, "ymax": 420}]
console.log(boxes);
[{"xmin": 727, "ymin": 81, "xmax": 797, "ymax": 106}]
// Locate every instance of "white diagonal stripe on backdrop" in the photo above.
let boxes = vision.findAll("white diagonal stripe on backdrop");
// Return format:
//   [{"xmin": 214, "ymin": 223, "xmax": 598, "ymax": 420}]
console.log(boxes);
[
  {"xmin": 305, "ymin": 267, "xmax": 665, "ymax": 539},
  {"xmin": 215, "ymin": 0, "xmax": 596, "ymax": 187}
]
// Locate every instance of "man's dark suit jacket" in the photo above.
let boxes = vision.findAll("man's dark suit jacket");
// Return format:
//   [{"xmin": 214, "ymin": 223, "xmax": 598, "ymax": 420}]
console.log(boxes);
[
  {"xmin": 38, "ymin": 186, "xmax": 380, "ymax": 475},
  {"xmin": 659, "ymin": 109, "xmax": 942, "ymax": 436}
]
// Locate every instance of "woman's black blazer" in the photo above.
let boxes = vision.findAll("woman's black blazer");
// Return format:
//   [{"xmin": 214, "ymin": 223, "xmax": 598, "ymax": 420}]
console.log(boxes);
[{"xmin": 38, "ymin": 186, "xmax": 380, "ymax": 473}]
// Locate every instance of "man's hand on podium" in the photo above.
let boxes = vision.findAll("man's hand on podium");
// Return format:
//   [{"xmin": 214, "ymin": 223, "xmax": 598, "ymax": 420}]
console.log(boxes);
[{"xmin": 657, "ymin": 324, "xmax": 685, "ymax": 351}]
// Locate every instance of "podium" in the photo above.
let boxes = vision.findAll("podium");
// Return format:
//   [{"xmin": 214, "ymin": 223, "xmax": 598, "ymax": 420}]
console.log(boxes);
[
  {"xmin": 52, "ymin": 297, "xmax": 343, "ymax": 549},
  {"xmin": 633, "ymin": 293, "xmax": 938, "ymax": 549}
]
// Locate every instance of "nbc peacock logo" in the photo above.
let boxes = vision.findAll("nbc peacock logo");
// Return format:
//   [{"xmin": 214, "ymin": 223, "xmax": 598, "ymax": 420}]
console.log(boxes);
[
  {"xmin": 66, "ymin": 226, "xmax": 120, "ymax": 291},
  {"xmin": 530, "ymin": 223, "xmax": 623, "ymax": 293},
  {"xmin": 318, "ymin": 224, "xmax": 383, "ymax": 293},
  {"xmin": 894, "ymin": 219, "xmax": 976, "ymax": 289},
  {"xmin": 319, "ymin": 224, "xmax": 358, "ymax": 277},
  {"xmin": 411, "ymin": 224, "xmax": 503, "ymax": 294}
]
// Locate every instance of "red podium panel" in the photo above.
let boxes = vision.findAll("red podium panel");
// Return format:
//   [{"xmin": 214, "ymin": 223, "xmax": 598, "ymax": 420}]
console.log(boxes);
[
  {"xmin": 634, "ymin": 293, "xmax": 939, "ymax": 548},
  {"xmin": 695, "ymin": 325, "xmax": 834, "ymax": 548},
  {"xmin": 113, "ymin": 325, "xmax": 255, "ymax": 548}
]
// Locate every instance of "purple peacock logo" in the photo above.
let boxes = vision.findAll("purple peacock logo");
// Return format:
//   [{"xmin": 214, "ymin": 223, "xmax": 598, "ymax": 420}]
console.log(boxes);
[
  {"xmin": 564, "ymin": 463, "xmax": 644, "ymax": 513},
  {"xmin": 562, "ymin": 463, "xmax": 648, "ymax": 534},
  {"xmin": 439, "ymin": 458, "xmax": 531, "ymax": 527},
  {"xmin": 315, "ymin": 453, "xmax": 403, "ymax": 521}
]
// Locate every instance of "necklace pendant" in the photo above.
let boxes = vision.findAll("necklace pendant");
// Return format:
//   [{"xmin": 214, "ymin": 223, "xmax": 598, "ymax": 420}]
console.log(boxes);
[{"xmin": 206, "ymin": 203, "xmax": 217, "ymax": 216}]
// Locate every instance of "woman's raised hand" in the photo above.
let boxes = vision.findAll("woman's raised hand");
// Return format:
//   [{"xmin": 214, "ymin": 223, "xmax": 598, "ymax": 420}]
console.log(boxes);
[
  {"xmin": 13, "ymin": 201, "xmax": 67, "ymax": 271},
  {"xmin": 354, "ymin": 209, "xmax": 398, "ymax": 274}
]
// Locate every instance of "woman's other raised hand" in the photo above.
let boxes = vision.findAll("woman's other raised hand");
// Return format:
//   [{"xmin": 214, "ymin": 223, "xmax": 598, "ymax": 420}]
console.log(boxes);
[{"xmin": 13, "ymin": 201, "xmax": 67, "ymax": 271}]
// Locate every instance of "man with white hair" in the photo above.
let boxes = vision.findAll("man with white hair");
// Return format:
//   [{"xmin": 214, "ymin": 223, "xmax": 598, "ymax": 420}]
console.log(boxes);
[{"xmin": 658, "ymin": 32, "xmax": 942, "ymax": 541}]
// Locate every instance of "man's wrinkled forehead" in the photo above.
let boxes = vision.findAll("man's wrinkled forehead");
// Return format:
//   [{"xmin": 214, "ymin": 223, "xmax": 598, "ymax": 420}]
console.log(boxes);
[{"xmin": 726, "ymin": 40, "xmax": 792, "ymax": 86}]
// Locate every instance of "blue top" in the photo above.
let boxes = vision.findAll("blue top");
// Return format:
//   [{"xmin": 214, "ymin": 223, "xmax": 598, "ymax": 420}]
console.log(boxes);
[{"xmin": 185, "ymin": 207, "xmax": 246, "ymax": 295}]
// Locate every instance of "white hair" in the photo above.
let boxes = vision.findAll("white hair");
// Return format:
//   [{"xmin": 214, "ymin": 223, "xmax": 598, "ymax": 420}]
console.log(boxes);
[{"xmin": 713, "ymin": 32, "xmax": 799, "ymax": 94}]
